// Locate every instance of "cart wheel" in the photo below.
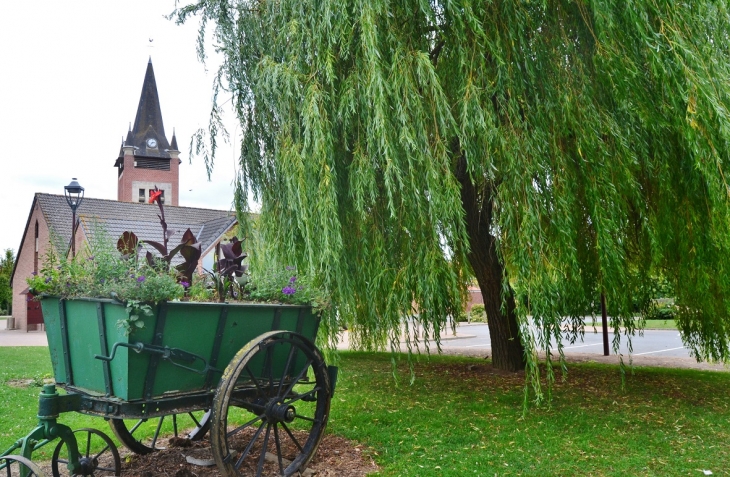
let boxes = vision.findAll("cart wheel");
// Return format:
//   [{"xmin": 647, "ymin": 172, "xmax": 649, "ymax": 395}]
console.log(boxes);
[
  {"xmin": 51, "ymin": 428, "xmax": 121, "ymax": 476},
  {"xmin": 0, "ymin": 454, "xmax": 45, "ymax": 476},
  {"xmin": 108, "ymin": 409, "xmax": 211, "ymax": 454},
  {"xmin": 211, "ymin": 331, "xmax": 331, "ymax": 477}
]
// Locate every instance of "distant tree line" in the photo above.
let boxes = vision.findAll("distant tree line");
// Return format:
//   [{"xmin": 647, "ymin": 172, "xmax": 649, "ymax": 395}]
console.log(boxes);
[{"xmin": 0, "ymin": 249, "xmax": 14, "ymax": 315}]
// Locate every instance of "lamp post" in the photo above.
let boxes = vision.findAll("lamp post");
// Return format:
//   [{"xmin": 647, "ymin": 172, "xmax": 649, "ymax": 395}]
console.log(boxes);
[{"xmin": 64, "ymin": 178, "xmax": 84, "ymax": 258}]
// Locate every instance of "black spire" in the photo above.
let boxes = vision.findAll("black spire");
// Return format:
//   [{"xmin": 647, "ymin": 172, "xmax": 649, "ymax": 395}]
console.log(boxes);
[
  {"xmin": 128, "ymin": 59, "xmax": 171, "ymax": 157},
  {"xmin": 124, "ymin": 123, "xmax": 133, "ymax": 146},
  {"xmin": 170, "ymin": 128, "xmax": 178, "ymax": 151}
]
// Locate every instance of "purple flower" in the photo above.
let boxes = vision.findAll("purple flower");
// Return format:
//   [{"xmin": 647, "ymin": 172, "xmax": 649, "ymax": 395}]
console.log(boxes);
[
  {"xmin": 289, "ymin": 276, "xmax": 297, "ymax": 284},
  {"xmin": 181, "ymin": 281, "xmax": 190, "ymax": 288},
  {"xmin": 31, "ymin": 271, "xmax": 37, "ymax": 276},
  {"xmin": 87, "ymin": 255, "xmax": 95, "ymax": 261},
  {"xmin": 100, "ymin": 278, "xmax": 105, "ymax": 284},
  {"xmin": 137, "ymin": 276, "xmax": 146, "ymax": 283},
  {"xmin": 44, "ymin": 277, "xmax": 52, "ymax": 284},
  {"xmin": 282, "ymin": 286, "xmax": 296, "ymax": 295}
]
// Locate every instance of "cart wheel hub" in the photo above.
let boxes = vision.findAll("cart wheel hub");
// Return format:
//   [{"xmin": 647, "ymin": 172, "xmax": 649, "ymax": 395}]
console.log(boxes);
[
  {"xmin": 78, "ymin": 456, "xmax": 97, "ymax": 474},
  {"xmin": 267, "ymin": 402, "xmax": 296, "ymax": 423}
]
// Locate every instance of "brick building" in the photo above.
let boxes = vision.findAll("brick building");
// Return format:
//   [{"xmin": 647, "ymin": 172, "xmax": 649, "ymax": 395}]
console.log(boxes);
[
  {"xmin": 8, "ymin": 60, "xmax": 237, "ymax": 331},
  {"xmin": 465, "ymin": 286, "xmax": 485, "ymax": 311}
]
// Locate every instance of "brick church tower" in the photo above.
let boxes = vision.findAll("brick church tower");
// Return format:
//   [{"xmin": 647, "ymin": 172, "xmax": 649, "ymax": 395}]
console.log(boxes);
[{"xmin": 115, "ymin": 59, "xmax": 180, "ymax": 206}]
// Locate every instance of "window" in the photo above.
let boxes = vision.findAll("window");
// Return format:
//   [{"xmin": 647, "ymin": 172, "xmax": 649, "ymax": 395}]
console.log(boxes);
[
  {"xmin": 34, "ymin": 220, "xmax": 39, "ymax": 273},
  {"xmin": 138, "ymin": 189, "xmax": 145, "ymax": 203},
  {"xmin": 135, "ymin": 158, "xmax": 170, "ymax": 171}
]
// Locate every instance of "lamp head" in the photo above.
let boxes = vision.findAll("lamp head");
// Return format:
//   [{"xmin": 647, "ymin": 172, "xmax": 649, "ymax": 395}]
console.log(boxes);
[{"xmin": 64, "ymin": 178, "xmax": 85, "ymax": 211}]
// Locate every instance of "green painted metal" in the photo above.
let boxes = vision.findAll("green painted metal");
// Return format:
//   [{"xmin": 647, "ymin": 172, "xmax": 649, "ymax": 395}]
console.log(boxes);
[
  {"xmin": 40, "ymin": 298, "xmax": 320, "ymax": 401},
  {"xmin": 42, "ymin": 298, "xmax": 67, "ymax": 384},
  {"xmin": 1, "ymin": 385, "xmax": 82, "ymax": 476}
]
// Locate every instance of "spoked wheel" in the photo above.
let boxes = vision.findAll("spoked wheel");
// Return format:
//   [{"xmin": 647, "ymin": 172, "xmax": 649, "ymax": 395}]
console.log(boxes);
[
  {"xmin": 0, "ymin": 454, "xmax": 45, "ymax": 476},
  {"xmin": 51, "ymin": 428, "xmax": 120, "ymax": 476},
  {"xmin": 108, "ymin": 409, "xmax": 211, "ymax": 454},
  {"xmin": 211, "ymin": 331, "xmax": 331, "ymax": 477}
]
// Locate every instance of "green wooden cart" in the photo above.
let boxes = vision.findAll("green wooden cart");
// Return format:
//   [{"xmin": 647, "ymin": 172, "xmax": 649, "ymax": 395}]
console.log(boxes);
[{"xmin": 1, "ymin": 297, "xmax": 337, "ymax": 477}]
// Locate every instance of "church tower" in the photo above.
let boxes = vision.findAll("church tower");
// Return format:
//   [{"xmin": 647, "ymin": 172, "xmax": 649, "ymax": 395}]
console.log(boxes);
[{"xmin": 115, "ymin": 59, "xmax": 180, "ymax": 206}]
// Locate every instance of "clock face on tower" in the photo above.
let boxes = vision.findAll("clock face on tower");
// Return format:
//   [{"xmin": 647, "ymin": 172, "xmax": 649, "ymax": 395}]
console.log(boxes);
[{"xmin": 146, "ymin": 138, "xmax": 158, "ymax": 148}]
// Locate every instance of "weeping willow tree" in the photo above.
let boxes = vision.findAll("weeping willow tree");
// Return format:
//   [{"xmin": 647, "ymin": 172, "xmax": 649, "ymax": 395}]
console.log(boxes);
[{"xmin": 175, "ymin": 1, "xmax": 730, "ymax": 382}]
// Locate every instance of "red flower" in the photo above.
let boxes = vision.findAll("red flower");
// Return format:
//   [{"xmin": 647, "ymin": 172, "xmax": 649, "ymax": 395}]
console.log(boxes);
[{"xmin": 149, "ymin": 189, "xmax": 163, "ymax": 204}]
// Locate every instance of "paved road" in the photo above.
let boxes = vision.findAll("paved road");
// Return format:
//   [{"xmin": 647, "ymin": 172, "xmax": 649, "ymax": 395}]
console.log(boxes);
[
  {"xmin": 2, "ymin": 317, "xmax": 726, "ymax": 371},
  {"xmin": 0, "ymin": 317, "xmax": 689, "ymax": 356},
  {"xmin": 444, "ymin": 323, "xmax": 691, "ymax": 358},
  {"xmin": 0, "ymin": 318, "xmax": 48, "ymax": 346},
  {"xmin": 0, "ymin": 317, "xmax": 701, "ymax": 360}
]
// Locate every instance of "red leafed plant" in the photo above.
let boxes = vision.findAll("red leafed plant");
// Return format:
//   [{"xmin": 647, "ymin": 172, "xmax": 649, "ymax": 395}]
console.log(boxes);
[
  {"xmin": 117, "ymin": 186, "xmax": 202, "ymax": 285},
  {"xmin": 209, "ymin": 236, "xmax": 248, "ymax": 301}
]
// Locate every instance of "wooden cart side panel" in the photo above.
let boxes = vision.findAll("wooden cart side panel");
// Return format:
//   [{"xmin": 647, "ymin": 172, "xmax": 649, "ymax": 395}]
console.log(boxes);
[
  {"xmin": 210, "ymin": 305, "xmax": 278, "ymax": 383},
  {"xmin": 40, "ymin": 297, "xmax": 67, "ymax": 384},
  {"xmin": 64, "ymin": 300, "xmax": 106, "ymax": 393},
  {"xmin": 151, "ymin": 304, "xmax": 220, "ymax": 397},
  {"xmin": 40, "ymin": 298, "xmax": 321, "ymax": 401},
  {"xmin": 102, "ymin": 302, "xmax": 155, "ymax": 401}
]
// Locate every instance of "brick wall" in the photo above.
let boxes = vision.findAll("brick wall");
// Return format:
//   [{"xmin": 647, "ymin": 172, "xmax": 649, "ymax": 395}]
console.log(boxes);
[
  {"xmin": 118, "ymin": 148, "xmax": 180, "ymax": 206},
  {"xmin": 464, "ymin": 286, "xmax": 484, "ymax": 312},
  {"xmin": 12, "ymin": 200, "xmax": 53, "ymax": 331}
]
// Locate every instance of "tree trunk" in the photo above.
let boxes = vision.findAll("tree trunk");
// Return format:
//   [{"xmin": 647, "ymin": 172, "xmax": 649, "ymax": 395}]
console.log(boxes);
[{"xmin": 456, "ymin": 158, "xmax": 525, "ymax": 372}]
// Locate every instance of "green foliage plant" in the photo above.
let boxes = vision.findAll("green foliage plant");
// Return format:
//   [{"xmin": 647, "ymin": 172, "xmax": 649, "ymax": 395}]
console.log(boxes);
[
  {"xmin": 207, "ymin": 237, "xmax": 248, "ymax": 302},
  {"xmin": 117, "ymin": 300, "xmax": 153, "ymax": 336},
  {"xmin": 469, "ymin": 304, "xmax": 487, "ymax": 323},
  {"xmin": 645, "ymin": 298, "xmax": 677, "ymax": 322},
  {"xmin": 187, "ymin": 278, "xmax": 213, "ymax": 302},
  {"xmin": 26, "ymin": 220, "xmax": 185, "ymax": 304},
  {"xmin": 174, "ymin": 1, "xmax": 730, "ymax": 403},
  {"xmin": 245, "ymin": 266, "xmax": 326, "ymax": 308}
]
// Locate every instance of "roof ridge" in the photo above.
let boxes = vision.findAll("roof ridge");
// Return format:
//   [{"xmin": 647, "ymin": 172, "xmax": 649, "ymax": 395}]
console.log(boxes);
[{"xmin": 36, "ymin": 193, "xmax": 234, "ymax": 214}]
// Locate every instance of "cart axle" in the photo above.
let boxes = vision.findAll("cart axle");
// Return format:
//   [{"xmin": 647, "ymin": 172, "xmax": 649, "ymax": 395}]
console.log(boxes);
[{"xmin": 267, "ymin": 402, "xmax": 297, "ymax": 423}]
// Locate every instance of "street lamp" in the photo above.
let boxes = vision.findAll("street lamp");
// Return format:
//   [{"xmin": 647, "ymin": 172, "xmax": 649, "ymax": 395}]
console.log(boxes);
[{"xmin": 64, "ymin": 178, "xmax": 84, "ymax": 257}]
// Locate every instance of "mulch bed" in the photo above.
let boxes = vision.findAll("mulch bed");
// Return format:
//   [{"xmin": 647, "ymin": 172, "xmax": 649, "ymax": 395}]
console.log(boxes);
[{"xmin": 37, "ymin": 431, "xmax": 379, "ymax": 477}]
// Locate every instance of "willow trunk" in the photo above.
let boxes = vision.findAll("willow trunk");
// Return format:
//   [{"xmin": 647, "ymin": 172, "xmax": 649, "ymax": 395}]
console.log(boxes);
[{"xmin": 457, "ymin": 159, "xmax": 525, "ymax": 372}]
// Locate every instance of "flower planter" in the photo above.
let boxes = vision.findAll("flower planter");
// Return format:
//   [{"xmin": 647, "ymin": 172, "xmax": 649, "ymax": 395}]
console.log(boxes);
[{"xmin": 40, "ymin": 297, "xmax": 320, "ymax": 401}]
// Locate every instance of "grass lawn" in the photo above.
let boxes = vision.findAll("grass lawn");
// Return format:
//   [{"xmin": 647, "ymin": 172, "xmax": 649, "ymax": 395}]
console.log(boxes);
[
  {"xmin": 585, "ymin": 319, "xmax": 678, "ymax": 330},
  {"xmin": 640, "ymin": 319, "xmax": 678, "ymax": 330},
  {"xmin": 1, "ymin": 348, "xmax": 729, "ymax": 476}
]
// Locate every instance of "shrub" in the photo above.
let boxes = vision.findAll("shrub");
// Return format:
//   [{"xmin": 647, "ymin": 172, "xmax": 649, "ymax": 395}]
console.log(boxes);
[
  {"xmin": 469, "ymin": 304, "xmax": 487, "ymax": 323},
  {"xmin": 645, "ymin": 298, "xmax": 676, "ymax": 321}
]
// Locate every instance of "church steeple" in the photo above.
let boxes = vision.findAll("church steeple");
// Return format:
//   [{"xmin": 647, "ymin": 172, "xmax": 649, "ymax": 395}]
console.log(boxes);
[
  {"xmin": 126, "ymin": 58, "xmax": 171, "ymax": 157},
  {"xmin": 115, "ymin": 59, "xmax": 181, "ymax": 206}
]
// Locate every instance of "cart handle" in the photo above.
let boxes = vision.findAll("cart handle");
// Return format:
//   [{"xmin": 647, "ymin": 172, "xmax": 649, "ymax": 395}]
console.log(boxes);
[{"xmin": 95, "ymin": 342, "xmax": 221, "ymax": 376}]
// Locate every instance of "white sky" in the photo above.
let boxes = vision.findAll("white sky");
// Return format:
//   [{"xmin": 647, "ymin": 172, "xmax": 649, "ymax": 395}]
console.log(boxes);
[{"xmin": 0, "ymin": 1, "xmax": 242, "ymax": 254}]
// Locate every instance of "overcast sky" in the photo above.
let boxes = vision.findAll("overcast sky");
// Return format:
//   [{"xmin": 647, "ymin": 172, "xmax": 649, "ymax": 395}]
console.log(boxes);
[{"xmin": 0, "ymin": 1, "xmax": 240, "ymax": 254}]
